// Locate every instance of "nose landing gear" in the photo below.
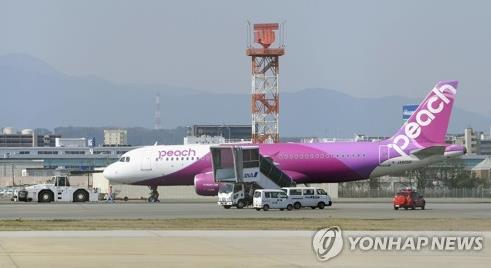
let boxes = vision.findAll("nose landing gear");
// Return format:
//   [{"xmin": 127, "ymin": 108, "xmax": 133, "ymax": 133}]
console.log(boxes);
[{"xmin": 148, "ymin": 186, "xmax": 160, "ymax": 202}]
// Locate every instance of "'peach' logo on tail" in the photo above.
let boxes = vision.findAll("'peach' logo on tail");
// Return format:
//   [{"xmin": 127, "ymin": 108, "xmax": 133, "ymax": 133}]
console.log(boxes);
[{"xmin": 389, "ymin": 84, "xmax": 456, "ymax": 157}]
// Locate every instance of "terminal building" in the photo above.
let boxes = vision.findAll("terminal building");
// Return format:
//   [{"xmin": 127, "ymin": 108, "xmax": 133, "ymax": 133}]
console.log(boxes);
[
  {"xmin": 0, "ymin": 127, "xmax": 136, "ymax": 186},
  {"xmin": 0, "ymin": 145, "xmax": 137, "ymax": 185},
  {"xmin": 0, "ymin": 128, "xmax": 60, "ymax": 147}
]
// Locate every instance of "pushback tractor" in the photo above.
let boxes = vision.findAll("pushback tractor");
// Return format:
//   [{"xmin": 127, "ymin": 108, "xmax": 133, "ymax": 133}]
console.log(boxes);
[{"xmin": 13, "ymin": 175, "xmax": 98, "ymax": 203}]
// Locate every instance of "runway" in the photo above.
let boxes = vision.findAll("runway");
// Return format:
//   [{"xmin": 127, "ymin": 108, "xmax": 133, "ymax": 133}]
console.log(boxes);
[
  {"xmin": 0, "ymin": 230, "xmax": 489, "ymax": 268},
  {"xmin": 1, "ymin": 201, "xmax": 490, "ymax": 220}
]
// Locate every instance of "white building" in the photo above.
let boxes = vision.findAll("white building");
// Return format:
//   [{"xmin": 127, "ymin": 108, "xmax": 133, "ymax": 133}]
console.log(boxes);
[
  {"xmin": 55, "ymin": 138, "xmax": 87, "ymax": 148},
  {"xmin": 104, "ymin": 129, "xmax": 128, "ymax": 146}
]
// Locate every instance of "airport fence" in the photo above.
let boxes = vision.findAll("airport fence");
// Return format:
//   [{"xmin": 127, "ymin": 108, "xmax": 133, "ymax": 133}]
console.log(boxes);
[{"xmin": 339, "ymin": 187, "xmax": 491, "ymax": 199}]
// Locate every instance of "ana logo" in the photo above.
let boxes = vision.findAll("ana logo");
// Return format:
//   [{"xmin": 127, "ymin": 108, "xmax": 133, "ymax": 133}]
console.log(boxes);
[
  {"xmin": 312, "ymin": 226, "xmax": 344, "ymax": 261},
  {"xmin": 389, "ymin": 84, "xmax": 456, "ymax": 157},
  {"xmin": 244, "ymin": 172, "xmax": 258, "ymax": 178}
]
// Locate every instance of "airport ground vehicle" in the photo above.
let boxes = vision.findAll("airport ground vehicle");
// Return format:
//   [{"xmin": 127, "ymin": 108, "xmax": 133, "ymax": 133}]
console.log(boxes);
[
  {"xmin": 282, "ymin": 187, "xmax": 332, "ymax": 209},
  {"xmin": 217, "ymin": 183, "xmax": 254, "ymax": 209},
  {"xmin": 253, "ymin": 189, "xmax": 293, "ymax": 211},
  {"xmin": 13, "ymin": 175, "xmax": 98, "ymax": 203},
  {"xmin": 393, "ymin": 188, "xmax": 426, "ymax": 210}
]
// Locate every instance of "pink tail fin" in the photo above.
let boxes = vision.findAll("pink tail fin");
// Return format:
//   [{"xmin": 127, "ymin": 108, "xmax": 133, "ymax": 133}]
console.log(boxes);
[{"xmin": 391, "ymin": 80, "xmax": 458, "ymax": 145}]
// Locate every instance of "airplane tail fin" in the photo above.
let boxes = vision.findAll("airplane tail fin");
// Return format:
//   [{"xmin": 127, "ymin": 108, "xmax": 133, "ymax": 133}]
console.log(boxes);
[{"xmin": 390, "ymin": 80, "xmax": 458, "ymax": 146}]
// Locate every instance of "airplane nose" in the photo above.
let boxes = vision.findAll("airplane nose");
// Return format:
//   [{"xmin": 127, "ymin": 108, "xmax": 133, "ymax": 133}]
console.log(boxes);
[{"xmin": 103, "ymin": 164, "xmax": 114, "ymax": 180}]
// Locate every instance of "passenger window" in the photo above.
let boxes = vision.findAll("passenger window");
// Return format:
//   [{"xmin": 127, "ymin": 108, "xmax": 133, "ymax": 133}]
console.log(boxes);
[
  {"xmin": 316, "ymin": 189, "xmax": 327, "ymax": 195},
  {"xmin": 303, "ymin": 189, "xmax": 314, "ymax": 195},
  {"xmin": 279, "ymin": 193, "xmax": 287, "ymax": 199},
  {"xmin": 290, "ymin": 189, "xmax": 302, "ymax": 195},
  {"xmin": 265, "ymin": 192, "xmax": 271, "ymax": 198},
  {"xmin": 270, "ymin": 192, "xmax": 279, "ymax": 198}
]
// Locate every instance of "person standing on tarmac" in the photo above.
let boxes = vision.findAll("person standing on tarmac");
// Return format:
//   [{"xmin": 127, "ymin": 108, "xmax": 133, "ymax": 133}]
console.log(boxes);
[{"xmin": 106, "ymin": 184, "xmax": 113, "ymax": 203}]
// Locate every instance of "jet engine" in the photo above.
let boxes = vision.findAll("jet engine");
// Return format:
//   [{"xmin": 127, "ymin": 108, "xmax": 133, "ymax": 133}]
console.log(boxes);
[{"xmin": 194, "ymin": 172, "xmax": 219, "ymax": 196}]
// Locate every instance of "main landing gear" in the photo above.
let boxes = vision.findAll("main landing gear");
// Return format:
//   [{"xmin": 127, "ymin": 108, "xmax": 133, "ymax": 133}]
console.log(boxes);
[{"xmin": 148, "ymin": 186, "xmax": 160, "ymax": 202}]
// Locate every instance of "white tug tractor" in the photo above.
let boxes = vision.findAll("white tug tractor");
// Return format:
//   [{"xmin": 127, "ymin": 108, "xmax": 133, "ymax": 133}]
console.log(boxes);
[{"xmin": 13, "ymin": 175, "xmax": 98, "ymax": 203}]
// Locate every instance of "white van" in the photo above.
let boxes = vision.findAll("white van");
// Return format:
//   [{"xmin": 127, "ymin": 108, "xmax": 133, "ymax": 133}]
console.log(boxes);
[
  {"xmin": 253, "ymin": 189, "xmax": 293, "ymax": 211},
  {"xmin": 281, "ymin": 187, "xmax": 332, "ymax": 209}
]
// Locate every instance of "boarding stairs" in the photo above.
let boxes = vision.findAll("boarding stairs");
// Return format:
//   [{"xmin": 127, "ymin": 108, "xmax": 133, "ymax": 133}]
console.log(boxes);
[{"xmin": 210, "ymin": 145, "xmax": 295, "ymax": 189}]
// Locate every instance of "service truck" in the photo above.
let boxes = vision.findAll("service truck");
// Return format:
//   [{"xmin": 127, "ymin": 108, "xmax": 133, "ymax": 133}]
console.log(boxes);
[{"xmin": 13, "ymin": 175, "xmax": 99, "ymax": 203}]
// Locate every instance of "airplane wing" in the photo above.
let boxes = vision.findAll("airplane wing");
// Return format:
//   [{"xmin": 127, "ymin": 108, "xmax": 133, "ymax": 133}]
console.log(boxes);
[{"xmin": 411, "ymin": 145, "xmax": 446, "ymax": 159}]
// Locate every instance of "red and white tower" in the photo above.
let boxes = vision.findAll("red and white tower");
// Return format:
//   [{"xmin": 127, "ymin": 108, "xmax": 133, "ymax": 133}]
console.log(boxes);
[{"xmin": 246, "ymin": 23, "xmax": 285, "ymax": 144}]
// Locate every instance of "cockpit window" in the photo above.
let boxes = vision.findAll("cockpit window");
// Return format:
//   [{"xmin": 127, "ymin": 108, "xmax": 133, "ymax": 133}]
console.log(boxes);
[{"xmin": 119, "ymin": 156, "xmax": 130, "ymax": 162}]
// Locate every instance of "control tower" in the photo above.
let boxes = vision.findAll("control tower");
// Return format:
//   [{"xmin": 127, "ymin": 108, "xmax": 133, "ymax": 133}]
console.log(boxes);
[{"xmin": 246, "ymin": 23, "xmax": 285, "ymax": 144}]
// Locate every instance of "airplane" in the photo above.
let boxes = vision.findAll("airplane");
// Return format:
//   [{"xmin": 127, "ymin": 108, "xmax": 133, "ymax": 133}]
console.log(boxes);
[{"xmin": 103, "ymin": 80, "xmax": 465, "ymax": 202}]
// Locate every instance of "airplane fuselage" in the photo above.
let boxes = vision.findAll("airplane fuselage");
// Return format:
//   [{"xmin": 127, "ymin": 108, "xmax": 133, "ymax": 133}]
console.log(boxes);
[{"xmin": 103, "ymin": 141, "xmax": 464, "ymax": 187}]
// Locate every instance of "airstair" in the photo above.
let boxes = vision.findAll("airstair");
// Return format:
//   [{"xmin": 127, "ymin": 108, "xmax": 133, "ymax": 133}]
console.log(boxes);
[{"xmin": 210, "ymin": 145, "xmax": 295, "ymax": 208}]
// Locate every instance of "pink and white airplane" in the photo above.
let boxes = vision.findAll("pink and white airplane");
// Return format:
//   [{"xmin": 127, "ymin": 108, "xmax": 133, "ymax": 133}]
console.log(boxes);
[{"xmin": 103, "ymin": 81, "xmax": 465, "ymax": 200}]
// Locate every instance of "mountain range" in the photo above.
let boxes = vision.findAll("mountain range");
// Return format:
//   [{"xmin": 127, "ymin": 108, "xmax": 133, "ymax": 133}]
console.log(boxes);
[{"xmin": 1, "ymin": 53, "xmax": 490, "ymax": 138}]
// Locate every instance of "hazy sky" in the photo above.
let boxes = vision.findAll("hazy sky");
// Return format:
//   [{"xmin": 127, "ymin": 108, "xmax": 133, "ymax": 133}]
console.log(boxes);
[{"xmin": 1, "ymin": 0, "xmax": 491, "ymax": 115}]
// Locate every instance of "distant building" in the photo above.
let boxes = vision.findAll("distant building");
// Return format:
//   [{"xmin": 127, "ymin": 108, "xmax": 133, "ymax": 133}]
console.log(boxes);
[
  {"xmin": 0, "ymin": 128, "xmax": 60, "ymax": 147},
  {"xmin": 402, "ymin": 104, "xmax": 418, "ymax": 121},
  {"xmin": 471, "ymin": 157, "xmax": 491, "ymax": 179},
  {"xmin": 0, "ymin": 145, "xmax": 138, "ymax": 185},
  {"xmin": 301, "ymin": 134, "xmax": 389, "ymax": 143},
  {"xmin": 104, "ymin": 129, "xmax": 128, "ymax": 146},
  {"xmin": 463, "ymin": 128, "xmax": 479, "ymax": 154},
  {"xmin": 185, "ymin": 125, "xmax": 251, "ymax": 144},
  {"xmin": 448, "ymin": 127, "xmax": 491, "ymax": 156},
  {"xmin": 55, "ymin": 138, "xmax": 87, "ymax": 148},
  {"xmin": 184, "ymin": 135, "xmax": 225, "ymax": 145}
]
